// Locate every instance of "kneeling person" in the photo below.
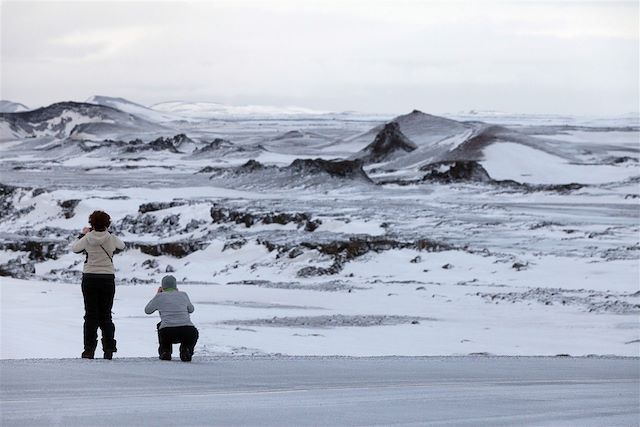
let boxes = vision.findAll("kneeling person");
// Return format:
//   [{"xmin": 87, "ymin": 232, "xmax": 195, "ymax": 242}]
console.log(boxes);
[{"xmin": 145, "ymin": 275, "xmax": 199, "ymax": 362}]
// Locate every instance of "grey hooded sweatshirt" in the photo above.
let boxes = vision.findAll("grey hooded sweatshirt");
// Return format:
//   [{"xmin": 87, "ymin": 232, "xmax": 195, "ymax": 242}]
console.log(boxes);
[
  {"xmin": 71, "ymin": 230, "xmax": 125, "ymax": 274},
  {"xmin": 145, "ymin": 290, "xmax": 195, "ymax": 329}
]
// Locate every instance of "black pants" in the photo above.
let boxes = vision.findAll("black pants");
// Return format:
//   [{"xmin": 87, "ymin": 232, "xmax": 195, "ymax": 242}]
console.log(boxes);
[
  {"xmin": 81, "ymin": 274, "xmax": 116, "ymax": 351},
  {"xmin": 157, "ymin": 323, "xmax": 198, "ymax": 356}
]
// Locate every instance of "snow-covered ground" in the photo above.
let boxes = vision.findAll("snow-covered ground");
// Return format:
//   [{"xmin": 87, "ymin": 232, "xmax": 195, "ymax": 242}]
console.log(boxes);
[
  {"xmin": 481, "ymin": 142, "xmax": 639, "ymax": 184},
  {"xmin": 1, "ymin": 356, "xmax": 638, "ymax": 426},
  {"xmin": 1, "ymin": 102, "xmax": 638, "ymax": 360},
  {"xmin": 3, "ymin": 274, "xmax": 638, "ymax": 359}
]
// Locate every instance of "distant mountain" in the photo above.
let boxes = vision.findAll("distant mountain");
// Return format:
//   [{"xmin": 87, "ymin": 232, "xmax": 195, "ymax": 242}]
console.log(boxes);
[
  {"xmin": 330, "ymin": 110, "xmax": 475, "ymax": 157},
  {"xmin": 0, "ymin": 101, "xmax": 166, "ymax": 140},
  {"xmin": 0, "ymin": 100, "xmax": 29, "ymax": 113},
  {"xmin": 346, "ymin": 109, "xmax": 583, "ymax": 175},
  {"xmin": 151, "ymin": 101, "xmax": 329, "ymax": 119},
  {"xmin": 85, "ymin": 96, "xmax": 179, "ymax": 123}
]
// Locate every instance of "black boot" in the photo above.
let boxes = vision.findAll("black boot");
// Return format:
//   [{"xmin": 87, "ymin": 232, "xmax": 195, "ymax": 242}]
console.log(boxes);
[
  {"xmin": 102, "ymin": 338, "xmax": 117, "ymax": 360},
  {"xmin": 159, "ymin": 352, "xmax": 172, "ymax": 361},
  {"xmin": 81, "ymin": 349, "xmax": 95, "ymax": 359},
  {"xmin": 179, "ymin": 345, "xmax": 193, "ymax": 362},
  {"xmin": 82, "ymin": 341, "xmax": 97, "ymax": 359}
]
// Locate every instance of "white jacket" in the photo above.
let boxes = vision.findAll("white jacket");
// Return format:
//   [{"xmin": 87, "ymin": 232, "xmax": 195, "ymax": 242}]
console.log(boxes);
[{"xmin": 72, "ymin": 231, "xmax": 125, "ymax": 274}]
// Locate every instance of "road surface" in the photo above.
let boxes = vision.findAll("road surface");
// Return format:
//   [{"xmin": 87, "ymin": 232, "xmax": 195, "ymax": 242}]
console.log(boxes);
[{"xmin": 1, "ymin": 356, "xmax": 638, "ymax": 426}]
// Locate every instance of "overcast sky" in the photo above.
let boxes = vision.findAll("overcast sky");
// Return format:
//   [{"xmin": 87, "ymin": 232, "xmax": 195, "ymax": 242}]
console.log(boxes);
[{"xmin": 1, "ymin": 0, "xmax": 638, "ymax": 115}]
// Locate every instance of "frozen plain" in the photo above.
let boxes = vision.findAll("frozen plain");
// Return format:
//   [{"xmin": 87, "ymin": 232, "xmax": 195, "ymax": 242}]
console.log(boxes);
[
  {"xmin": 1, "ymin": 356, "xmax": 638, "ymax": 427},
  {"xmin": 1, "ymin": 99, "xmax": 639, "ymax": 426},
  {"xmin": 0, "ymin": 102, "xmax": 638, "ymax": 357}
]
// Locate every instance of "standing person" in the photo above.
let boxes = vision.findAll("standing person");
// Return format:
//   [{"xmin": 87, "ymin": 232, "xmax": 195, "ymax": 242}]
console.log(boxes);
[
  {"xmin": 145, "ymin": 275, "xmax": 199, "ymax": 362},
  {"xmin": 71, "ymin": 210, "xmax": 125, "ymax": 359}
]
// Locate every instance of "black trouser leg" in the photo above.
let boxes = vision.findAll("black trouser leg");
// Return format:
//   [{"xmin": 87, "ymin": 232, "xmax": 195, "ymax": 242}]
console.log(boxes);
[
  {"xmin": 81, "ymin": 280, "xmax": 99, "ymax": 351},
  {"xmin": 157, "ymin": 323, "xmax": 173, "ymax": 356},
  {"xmin": 82, "ymin": 274, "xmax": 116, "ymax": 352},
  {"xmin": 179, "ymin": 326, "xmax": 199, "ymax": 354},
  {"xmin": 97, "ymin": 278, "xmax": 116, "ymax": 351},
  {"xmin": 157, "ymin": 326, "xmax": 198, "ymax": 357}
]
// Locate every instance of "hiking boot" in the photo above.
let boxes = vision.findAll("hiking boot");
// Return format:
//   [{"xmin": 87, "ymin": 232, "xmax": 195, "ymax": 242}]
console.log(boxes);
[
  {"xmin": 179, "ymin": 347, "xmax": 193, "ymax": 362},
  {"xmin": 102, "ymin": 338, "xmax": 117, "ymax": 360},
  {"xmin": 81, "ymin": 349, "xmax": 95, "ymax": 359},
  {"xmin": 159, "ymin": 352, "xmax": 172, "ymax": 361},
  {"xmin": 82, "ymin": 339, "xmax": 97, "ymax": 359}
]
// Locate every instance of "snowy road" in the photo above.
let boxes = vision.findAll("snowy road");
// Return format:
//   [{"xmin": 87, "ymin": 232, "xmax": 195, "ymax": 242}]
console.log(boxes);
[{"xmin": 1, "ymin": 356, "xmax": 638, "ymax": 426}]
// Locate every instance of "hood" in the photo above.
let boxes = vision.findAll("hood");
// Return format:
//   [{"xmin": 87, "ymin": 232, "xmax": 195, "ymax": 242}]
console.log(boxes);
[{"xmin": 86, "ymin": 230, "xmax": 110, "ymax": 245}]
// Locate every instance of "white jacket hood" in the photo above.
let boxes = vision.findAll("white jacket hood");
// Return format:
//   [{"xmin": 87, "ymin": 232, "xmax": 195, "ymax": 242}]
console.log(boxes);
[{"xmin": 86, "ymin": 230, "xmax": 110, "ymax": 245}]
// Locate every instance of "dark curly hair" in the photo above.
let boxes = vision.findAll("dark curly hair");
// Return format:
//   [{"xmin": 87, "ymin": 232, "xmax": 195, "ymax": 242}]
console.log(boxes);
[{"xmin": 89, "ymin": 210, "xmax": 111, "ymax": 231}]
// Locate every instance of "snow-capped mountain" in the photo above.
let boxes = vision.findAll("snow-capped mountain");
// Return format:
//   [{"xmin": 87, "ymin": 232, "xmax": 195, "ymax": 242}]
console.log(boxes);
[
  {"xmin": 151, "ymin": 101, "xmax": 329, "ymax": 119},
  {"xmin": 346, "ymin": 110, "xmax": 595, "ymax": 177},
  {"xmin": 85, "ymin": 96, "xmax": 180, "ymax": 123},
  {"xmin": 0, "ymin": 101, "xmax": 167, "ymax": 140},
  {"xmin": 0, "ymin": 100, "xmax": 29, "ymax": 113},
  {"xmin": 329, "ymin": 110, "xmax": 475, "ymax": 155}
]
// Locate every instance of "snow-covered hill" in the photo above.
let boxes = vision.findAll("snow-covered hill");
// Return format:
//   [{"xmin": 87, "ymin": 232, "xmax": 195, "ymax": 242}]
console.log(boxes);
[
  {"xmin": 0, "ymin": 101, "xmax": 168, "ymax": 141},
  {"xmin": 331, "ymin": 110, "xmax": 474, "ymax": 155},
  {"xmin": 0, "ymin": 100, "xmax": 29, "ymax": 113},
  {"xmin": 85, "ymin": 95, "xmax": 180, "ymax": 123}
]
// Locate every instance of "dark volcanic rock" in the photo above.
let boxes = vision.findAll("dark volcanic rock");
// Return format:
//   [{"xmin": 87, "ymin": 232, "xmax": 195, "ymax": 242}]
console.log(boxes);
[
  {"xmin": 169, "ymin": 133, "xmax": 193, "ymax": 147},
  {"xmin": 202, "ymin": 158, "xmax": 373, "ymax": 185},
  {"xmin": 238, "ymin": 159, "xmax": 266, "ymax": 172},
  {"xmin": 358, "ymin": 122, "xmax": 417, "ymax": 164},
  {"xmin": 296, "ymin": 261, "xmax": 343, "ymax": 278},
  {"xmin": 146, "ymin": 136, "xmax": 181, "ymax": 153},
  {"xmin": 299, "ymin": 236, "xmax": 451, "ymax": 259},
  {"xmin": 378, "ymin": 160, "xmax": 585, "ymax": 193},
  {"xmin": 198, "ymin": 159, "xmax": 270, "ymax": 175},
  {"xmin": 0, "ymin": 184, "xmax": 19, "ymax": 219},
  {"xmin": 496, "ymin": 180, "xmax": 584, "ymax": 194},
  {"xmin": 0, "ymin": 184, "xmax": 46, "ymax": 220},
  {"xmin": 256, "ymin": 235, "xmax": 453, "ymax": 278},
  {"xmin": 115, "ymin": 213, "xmax": 182, "ymax": 235},
  {"xmin": 420, "ymin": 161, "xmax": 492, "ymax": 183},
  {"xmin": 288, "ymin": 247, "xmax": 304, "ymax": 258},
  {"xmin": 138, "ymin": 201, "xmax": 187, "ymax": 214},
  {"xmin": 135, "ymin": 240, "xmax": 208, "ymax": 258},
  {"xmin": 210, "ymin": 205, "xmax": 321, "ymax": 231},
  {"xmin": 0, "ymin": 183, "xmax": 18, "ymax": 197},
  {"xmin": 192, "ymin": 137, "xmax": 235, "ymax": 154},
  {"xmin": 222, "ymin": 237, "xmax": 247, "ymax": 251},
  {"xmin": 123, "ymin": 134, "xmax": 188, "ymax": 154},
  {"xmin": 287, "ymin": 158, "xmax": 372, "ymax": 182},
  {"xmin": 59, "ymin": 199, "xmax": 80, "ymax": 218},
  {"xmin": 606, "ymin": 156, "xmax": 638, "ymax": 164},
  {"xmin": 142, "ymin": 259, "xmax": 159, "ymax": 269},
  {"xmin": 197, "ymin": 166, "xmax": 218, "ymax": 174},
  {"xmin": 0, "ymin": 238, "xmax": 68, "ymax": 261},
  {"xmin": 0, "ymin": 257, "xmax": 35, "ymax": 279}
]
